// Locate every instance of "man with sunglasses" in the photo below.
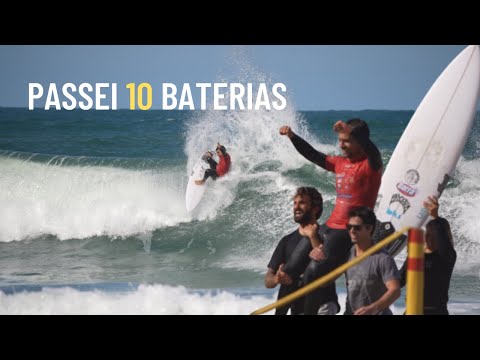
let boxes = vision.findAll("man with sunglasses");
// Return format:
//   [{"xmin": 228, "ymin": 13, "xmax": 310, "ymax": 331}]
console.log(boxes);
[
  {"xmin": 279, "ymin": 119, "xmax": 383, "ymax": 314},
  {"xmin": 344, "ymin": 207, "xmax": 400, "ymax": 315}
]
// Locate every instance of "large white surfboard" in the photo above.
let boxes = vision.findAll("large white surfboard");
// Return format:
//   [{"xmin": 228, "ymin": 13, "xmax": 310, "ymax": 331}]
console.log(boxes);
[
  {"xmin": 374, "ymin": 45, "xmax": 480, "ymax": 257},
  {"xmin": 185, "ymin": 154, "xmax": 211, "ymax": 212}
]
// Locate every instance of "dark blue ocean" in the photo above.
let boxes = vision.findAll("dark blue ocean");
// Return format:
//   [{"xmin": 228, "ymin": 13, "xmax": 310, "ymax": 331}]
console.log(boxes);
[{"xmin": 1, "ymin": 107, "xmax": 479, "ymax": 314}]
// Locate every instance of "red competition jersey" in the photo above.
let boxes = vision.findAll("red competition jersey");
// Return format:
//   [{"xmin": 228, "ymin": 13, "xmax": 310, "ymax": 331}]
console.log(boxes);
[
  {"xmin": 216, "ymin": 154, "xmax": 231, "ymax": 177},
  {"xmin": 325, "ymin": 156, "xmax": 382, "ymax": 229}
]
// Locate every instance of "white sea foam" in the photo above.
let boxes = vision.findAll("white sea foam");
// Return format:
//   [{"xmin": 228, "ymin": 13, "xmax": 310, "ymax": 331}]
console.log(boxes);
[
  {"xmin": 2, "ymin": 283, "xmax": 467, "ymax": 315},
  {"xmin": 0, "ymin": 156, "xmax": 190, "ymax": 242},
  {"xmin": 437, "ymin": 156, "xmax": 480, "ymax": 270},
  {"xmin": 183, "ymin": 67, "xmax": 337, "ymax": 271},
  {"xmin": 0, "ymin": 284, "xmax": 276, "ymax": 315}
]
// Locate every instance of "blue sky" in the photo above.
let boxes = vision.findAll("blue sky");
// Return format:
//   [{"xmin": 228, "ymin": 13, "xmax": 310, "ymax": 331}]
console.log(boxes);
[{"xmin": 0, "ymin": 45, "xmax": 468, "ymax": 110}]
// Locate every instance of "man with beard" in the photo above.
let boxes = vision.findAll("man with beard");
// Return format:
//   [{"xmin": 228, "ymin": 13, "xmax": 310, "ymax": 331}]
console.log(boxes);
[{"xmin": 265, "ymin": 187, "xmax": 340, "ymax": 315}]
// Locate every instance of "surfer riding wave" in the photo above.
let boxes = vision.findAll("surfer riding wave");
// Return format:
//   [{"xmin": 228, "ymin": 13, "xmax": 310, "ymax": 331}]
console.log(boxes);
[{"xmin": 195, "ymin": 143, "xmax": 231, "ymax": 186}]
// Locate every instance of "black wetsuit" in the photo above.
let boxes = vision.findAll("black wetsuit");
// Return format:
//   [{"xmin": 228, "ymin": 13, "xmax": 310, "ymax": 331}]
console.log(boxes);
[
  {"xmin": 202, "ymin": 156, "xmax": 218, "ymax": 181},
  {"xmin": 399, "ymin": 217, "xmax": 457, "ymax": 315},
  {"xmin": 282, "ymin": 225, "xmax": 349, "ymax": 314},
  {"xmin": 268, "ymin": 229, "xmax": 337, "ymax": 315}
]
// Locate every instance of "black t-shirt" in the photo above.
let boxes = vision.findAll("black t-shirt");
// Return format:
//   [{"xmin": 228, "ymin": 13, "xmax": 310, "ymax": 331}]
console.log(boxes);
[
  {"xmin": 423, "ymin": 250, "xmax": 457, "ymax": 308},
  {"xmin": 268, "ymin": 230, "xmax": 306, "ymax": 315},
  {"xmin": 268, "ymin": 230, "xmax": 304, "ymax": 273}
]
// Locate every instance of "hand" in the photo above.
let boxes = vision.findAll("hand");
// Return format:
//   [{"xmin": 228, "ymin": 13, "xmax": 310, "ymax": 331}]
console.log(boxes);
[
  {"xmin": 205, "ymin": 151, "xmax": 213, "ymax": 158},
  {"xmin": 424, "ymin": 196, "xmax": 439, "ymax": 219},
  {"xmin": 354, "ymin": 304, "xmax": 378, "ymax": 315},
  {"xmin": 275, "ymin": 264, "xmax": 293, "ymax": 286},
  {"xmin": 309, "ymin": 244, "xmax": 326, "ymax": 261},
  {"xmin": 279, "ymin": 125, "xmax": 294, "ymax": 139},
  {"xmin": 333, "ymin": 120, "xmax": 350, "ymax": 134},
  {"xmin": 299, "ymin": 223, "xmax": 319, "ymax": 240}
]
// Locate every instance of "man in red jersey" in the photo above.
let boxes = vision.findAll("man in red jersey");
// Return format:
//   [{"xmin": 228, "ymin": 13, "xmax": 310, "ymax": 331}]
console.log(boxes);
[
  {"xmin": 195, "ymin": 143, "xmax": 231, "ymax": 185},
  {"xmin": 279, "ymin": 119, "xmax": 383, "ymax": 314}
]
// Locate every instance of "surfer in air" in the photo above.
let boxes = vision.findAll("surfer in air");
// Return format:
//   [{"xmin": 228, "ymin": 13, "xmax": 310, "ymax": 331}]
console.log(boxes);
[{"xmin": 195, "ymin": 143, "xmax": 231, "ymax": 185}]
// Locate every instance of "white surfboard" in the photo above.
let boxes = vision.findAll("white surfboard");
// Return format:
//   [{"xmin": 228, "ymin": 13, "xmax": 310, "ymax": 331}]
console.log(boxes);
[
  {"xmin": 374, "ymin": 45, "xmax": 480, "ymax": 257},
  {"xmin": 185, "ymin": 154, "xmax": 211, "ymax": 212}
]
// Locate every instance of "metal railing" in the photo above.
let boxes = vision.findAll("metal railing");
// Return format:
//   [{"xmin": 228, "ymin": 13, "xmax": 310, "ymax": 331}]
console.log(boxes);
[{"xmin": 251, "ymin": 227, "xmax": 413, "ymax": 315}]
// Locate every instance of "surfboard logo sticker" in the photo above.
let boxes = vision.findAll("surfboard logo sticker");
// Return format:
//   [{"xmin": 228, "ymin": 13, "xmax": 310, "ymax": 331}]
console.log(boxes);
[
  {"xmin": 416, "ymin": 207, "xmax": 428, "ymax": 220},
  {"xmin": 396, "ymin": 182, "xmax": 417, "ymax": 197},
  {"xmin": 405, "ymin": 169, "xmax": 420, "ymax": 185},
  {"xmin": 386, "ymin": 193, "xmax": 411, "ymax": 219}
]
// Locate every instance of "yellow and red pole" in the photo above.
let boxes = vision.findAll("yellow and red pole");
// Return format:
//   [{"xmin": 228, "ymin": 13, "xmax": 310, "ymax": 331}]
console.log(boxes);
[{"xmin": 405, "ymin": 228, "xmax": 425, "ymax": 315}]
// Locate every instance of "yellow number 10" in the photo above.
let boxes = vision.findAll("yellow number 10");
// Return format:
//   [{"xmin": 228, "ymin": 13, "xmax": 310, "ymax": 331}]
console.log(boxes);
[{"xmin": 126, "ymin": 83, "xmax": 153, "ymax": 110}]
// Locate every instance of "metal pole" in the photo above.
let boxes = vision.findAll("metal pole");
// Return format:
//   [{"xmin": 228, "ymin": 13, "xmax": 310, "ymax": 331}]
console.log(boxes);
[{"xmin": 405, "ymin": 228, "xmax": 425, "ymax": 315}]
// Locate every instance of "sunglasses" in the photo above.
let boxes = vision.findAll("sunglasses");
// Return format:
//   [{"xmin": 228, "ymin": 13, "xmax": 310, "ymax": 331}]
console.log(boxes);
[{"xmin": 346, "ymin": 224, "xmax": 365, "ymax": 231}]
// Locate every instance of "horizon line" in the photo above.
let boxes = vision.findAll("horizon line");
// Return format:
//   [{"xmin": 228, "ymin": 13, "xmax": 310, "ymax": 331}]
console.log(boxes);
[{"xmin": 0, "ymin": 106, "xmax": 418, "ymax": 112}]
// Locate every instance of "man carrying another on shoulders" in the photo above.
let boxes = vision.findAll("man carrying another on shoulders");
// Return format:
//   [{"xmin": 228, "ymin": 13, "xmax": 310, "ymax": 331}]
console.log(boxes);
[{"xmin": 265, "ymin": 187, "xmax": 339, "ymax": 315}]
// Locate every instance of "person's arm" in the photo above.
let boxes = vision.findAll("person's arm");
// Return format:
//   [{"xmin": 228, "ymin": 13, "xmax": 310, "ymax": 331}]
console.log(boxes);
[
  {"xmin": 309, "ymin": 244, "xmax": 326, "ymax": 262},
  {"xmin": 279, "ymin": 126, "xmax": 328, "ymax": 169},
  {"xmin": 354, "ymin": 279, "xmax": 400, "ymax": 315},
  {"xmin": 266, "ymin": 236, "xmax": 289, "ymax": 288},
  {"xmin": 299, "ymin": 223, "xmax": 322, "ymax": 248},
  {"xmin": 424, "ymin": 196, "xmax": 455, "ymax": 259},
  {"xmin": 265, "ymin": 265, "xmax": 293, "ymax": 288},
  {"xmin": 291, "ymin": 134, "xmax": 328, "ymax": 169},
  {"xmin": 276, "ymin": 264, "xmax": 293, "ymax": 286}
]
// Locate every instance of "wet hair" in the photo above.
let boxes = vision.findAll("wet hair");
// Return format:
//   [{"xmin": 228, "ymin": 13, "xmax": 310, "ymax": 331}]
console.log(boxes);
[
  {"xmin": 346, "ymin": 118, "xmax": 383, "ymax": 172},
  {"xmin": 216, "ymin": 145, "xmax": 227, "ymax": 156},
  {"xmin": 348, "ymin": 206, "xmax": 377, "ymax": 235},
  {"xmin": 294, "ymin": 187, "xmax": 323, "ymax": 220},
  {"xmin": 426, "ymin": 217, "xmax": 454, "ymax": 247}
]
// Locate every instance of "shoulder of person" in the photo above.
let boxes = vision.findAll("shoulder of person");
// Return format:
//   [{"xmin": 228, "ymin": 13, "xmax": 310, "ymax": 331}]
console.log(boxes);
[
  {"xmin": 281, "ymin": 229, "xmax": 300, "ymax": 241},
  {"xmin": 374, "ymin": 249, "xmax": 395, "ymax": 260},
  {"xmin": 428, "ymin": 216, "xmax": 449, "ymax": 226},
  {"xmin": 362, "ymin": 156, "xmax": 380, "ymax": 169},
  {"xmin": 327, "ymin": 155, "xmax": 343, "ymax": 164}
]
